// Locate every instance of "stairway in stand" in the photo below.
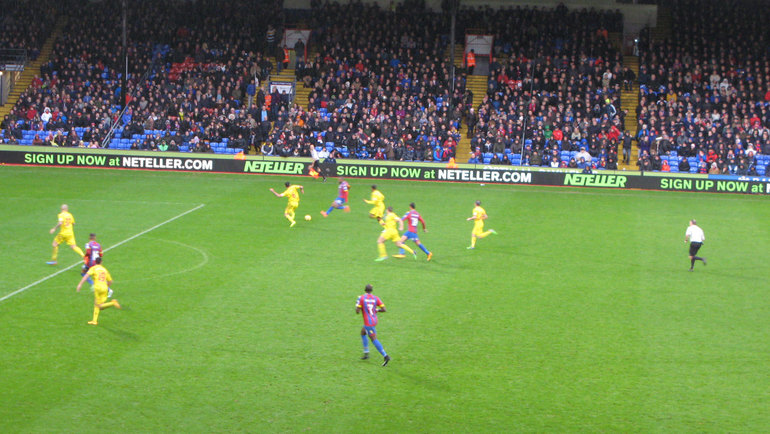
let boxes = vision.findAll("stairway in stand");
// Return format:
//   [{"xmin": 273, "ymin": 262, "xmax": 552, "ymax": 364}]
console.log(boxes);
[
  {"xmin": 251, "ymin": 56, "xmax": 296, "ymax": 155},
  {"xmin": 651, "ymin": 1, "xmax": 672, "ymax": 43},
  {"xmin": 619, "ymin": 55, "xmax": 640, "ymax": 170},
  {"xmin": 293, "ymin": 49, "xmax": 316, "ymax": 111},
  {"xmin": 445, "ymin": 44, "xmax": 464, "ymax": 69},
  {"xmin": 444, "ymin": 43, "xmax": 488, "ymax": 162},
  {"xmin": 462, "ymin": 75, "xmax": 487, "ymax": 162},
  {"xmin": 614, "ymin": 3, "xmax": 673, "ymax": 166},
  {"xmin": 0, "ymin": 19, "xmax": 65, "ymax": 119}
]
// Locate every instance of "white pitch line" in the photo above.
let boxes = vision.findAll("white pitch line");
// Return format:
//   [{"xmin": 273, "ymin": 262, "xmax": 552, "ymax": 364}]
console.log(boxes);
[{"xmin": 0, "ymin": 204, "xmax": 205, "ymax": 303}]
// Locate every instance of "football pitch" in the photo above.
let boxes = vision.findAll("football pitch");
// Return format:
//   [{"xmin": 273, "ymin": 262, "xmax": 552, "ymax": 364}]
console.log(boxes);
[{"xmin": 1, "ymin": 166, "xmax": 769, "ymax": 432}]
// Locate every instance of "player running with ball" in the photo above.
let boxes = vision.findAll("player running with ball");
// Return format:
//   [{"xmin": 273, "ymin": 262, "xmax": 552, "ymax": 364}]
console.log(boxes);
[{"xmin": 321, "ymin": 178, "xmax": 351, "ymax": 217}]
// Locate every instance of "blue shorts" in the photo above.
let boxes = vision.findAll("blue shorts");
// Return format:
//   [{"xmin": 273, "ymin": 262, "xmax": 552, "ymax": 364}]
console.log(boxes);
[
  {"xmin": 334, "ymin": 197, "xmax": 347, "ymax": 205},
  {"xmin": 363, "ymin": 326, "xmax": 377, "ymax": 336},
  {"xmin": 404, "ymin": 231, "xmax": 419, "ymax": 241}
]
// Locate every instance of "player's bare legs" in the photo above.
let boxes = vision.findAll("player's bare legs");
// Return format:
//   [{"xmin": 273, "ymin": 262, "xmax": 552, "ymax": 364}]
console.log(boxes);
[
  {"xmin": 89, "ymin": 299, "xmax": 121, "ymax": 325},
  {"xmin": 375, "ymin": 236, "xmax": 388, "ymax": 261},
  {"xmin": 395, "ymin": 240, "xmax": 416, "ymax": 259},
  {"xmin": 48, "ymin": 240, "xmax": 60, "ymax": 265},
  {"xmin": 360, "ymin": 328, "xmax": 370, "ymax": 359}
]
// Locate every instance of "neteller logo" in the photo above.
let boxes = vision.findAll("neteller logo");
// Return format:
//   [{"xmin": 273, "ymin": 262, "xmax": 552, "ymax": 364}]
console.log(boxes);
[
  {"xmin": 564, "ymin": 173, "xmax": 627, "ymax": 188},
  {"xmin": 243, "ymin": 160, "xmax": 305, "ymax": 174}
]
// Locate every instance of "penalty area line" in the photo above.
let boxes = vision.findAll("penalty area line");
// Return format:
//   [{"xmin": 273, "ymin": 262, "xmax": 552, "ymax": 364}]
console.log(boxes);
[{"xmin": 0, "ymin": 204, "xmax": 206, "ymax": 304}]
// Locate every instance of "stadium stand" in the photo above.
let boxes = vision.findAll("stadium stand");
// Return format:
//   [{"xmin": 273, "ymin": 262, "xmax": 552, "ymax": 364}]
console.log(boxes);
[
  {"xmin": 0, "ymin": 0, "xmax": 57, "ymax": 60},
  {"xmin": 5, "ymin": 0, "xmax": 765, "ymax": 175},
  {"xmin": 463, "ymin": 5, "xmax": 625, "ymax": 169},
  {"xmin": 634, "ymin": 0, "xmax": 770, "ymax": 175},
  {"xmin": 2, "ymin": 0, "xmax": 282, "ymax": 154}
]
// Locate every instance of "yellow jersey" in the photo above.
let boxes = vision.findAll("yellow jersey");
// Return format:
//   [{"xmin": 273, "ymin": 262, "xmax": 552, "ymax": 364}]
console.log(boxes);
[
  {"xmin": 382, "ymin": 211, "xmax": 399, "ymax": 231},
  {"xmin": 367, "ymin": 190, "xmax": 385, "ymax": 207},
  {"xmin": 281, "ymin": 185, "xmax": 302, "ymax": 205},
  {"xmin": 87, "ymin": 264, "xmax": 112, "ymax": 292},
  {"xmin": 472, "ymin": 206, "xmax": 487, "ymax": 222},
  {"xmin": 58, "ymin": 211, "xmax": 75, "ymax": 236}
]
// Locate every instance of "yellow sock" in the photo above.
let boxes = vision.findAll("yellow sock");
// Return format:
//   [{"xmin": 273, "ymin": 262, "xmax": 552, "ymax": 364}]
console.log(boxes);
[
  {"xmin": 101, "ymin": 300, "xmax": 117, "ymax": 309},
  {"xmin": 73, "ymin": 245, "xmax": 85, "ymax": 256},
  {"xmin": 478, "ymin": 231, "xmax": 491, "ymax": 239},
  {"xmin": 52, "ymin": 245, "xmax": 59, "ymax": 261},
  {"xmin": 286, "ymin": 212, "xmax": 295, "ymax": 224},
  {"xmin": 471, "ymin": 237, "xmax": 477, "ymax": 247},
  {"xmin": 92, "ymin": 306, "xmax": 100, "ymax": 323},
  {"xmin": 377, "ymin": 243, "xmax": 387, "ymax": 257},
  {"xmin": 400, "ymin": 244, "xmax": 415, "ymax": 255}
]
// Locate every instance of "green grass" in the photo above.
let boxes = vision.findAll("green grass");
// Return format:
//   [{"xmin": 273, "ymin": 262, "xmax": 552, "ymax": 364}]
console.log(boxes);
[{"xmin": 1, "ymin": 166, "xmax": 769, "ymax": 432}]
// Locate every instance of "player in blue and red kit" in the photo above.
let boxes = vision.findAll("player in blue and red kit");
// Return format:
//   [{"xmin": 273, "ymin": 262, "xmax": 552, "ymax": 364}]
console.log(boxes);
[
  {"xmin": 321, "ymin": 178, "xmax": 351, "ymax": 217},
  {"xmin": 356, "ymin": 284, "xmax": 390, "ymax": 366},
  {"xmin": 81, "ymin": 233, "xmax": 104, "ymax": 289},
  {"xmin": 395, "ymin": 203, "xmax": 432, "ymax": 261}
]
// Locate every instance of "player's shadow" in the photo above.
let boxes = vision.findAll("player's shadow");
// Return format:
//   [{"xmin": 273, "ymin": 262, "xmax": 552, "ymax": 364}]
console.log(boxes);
[
  {"xmin": 388, "ymin": 368, "xmax": 452, "ymax": 393},
  {"xmin": 102, "ymin": 325, "xmax": 139, "ymax": 341}
]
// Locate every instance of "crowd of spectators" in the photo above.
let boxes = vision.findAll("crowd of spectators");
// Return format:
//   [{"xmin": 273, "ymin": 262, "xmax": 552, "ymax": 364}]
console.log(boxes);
[
  {"xmin": 634, "ymin": 0, "xmax": 770, "ymax": 175},
  {"xmin": 0, "ymin": 0, "xmax": 628, "ymax": 167},
  {"xmin": 286, "ymin": 0, "xmax": 464, "ymax": 162},
  {"xmin": 2, "ymin": 0, "xmax": 284, "ymax": 153},
  {"xmin": 7, "ymin": 0, "xmax": 768, "ymax": 177},
  {"xmin": 2, "ymin": 0, "xmax": 175, "ymax": 147},
  {"xmin": 0, "ymin": 0, "xmax": 58, "ymax": 60},
  {"xmin": 463, "ymin": 4, "xmax": 625, "ymax": 170}
]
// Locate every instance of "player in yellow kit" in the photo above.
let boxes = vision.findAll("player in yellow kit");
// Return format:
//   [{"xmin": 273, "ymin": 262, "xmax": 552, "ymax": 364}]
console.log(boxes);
[
  {"xmin": 47, "ymin": 204, "xmax": 85, "ymax": 265},
  {"xmin": 363, "ymin": 185, "xmax": 385, "ymax": 221},
  {"xmin": 76, "ymin": 257, "xmax": 121, "ymax": 325},
  {"xmin": 466, "ymin": 200, "xmax": 497, "ymax": 249},
  {"xmin": 270, "ymin": 181, "xmax": 304, "ymax": 227},
  {"xmin": 375, "ymin": 207, "xmax": 416, "ymax": 261}
]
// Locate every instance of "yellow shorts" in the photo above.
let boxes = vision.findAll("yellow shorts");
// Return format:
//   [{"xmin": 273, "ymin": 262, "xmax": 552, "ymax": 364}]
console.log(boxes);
[
  {"xmin": 472, "ymin": 223, "xmax": 485, "ymax": 236},
  {"xmin": 55, "ymin": 233, "xmax": 76, "ymax": 246},
  {"xmin": 380, "ymin": 228, "xmax": 400, "ymax": 242},
  {"xmin": 94, "ymin": 288, "xmax": 108, "ymax": 305},
  {"xmin": 285, "ymin": 203, "xmax": 298, "ymax": 215},
  {"xmin": 370, "ymin": 205, "xmax": 385, "ymax": 218}
]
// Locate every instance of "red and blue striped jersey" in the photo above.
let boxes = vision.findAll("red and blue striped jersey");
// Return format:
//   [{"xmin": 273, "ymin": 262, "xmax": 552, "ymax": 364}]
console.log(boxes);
[
  {"xmin": 84, "ymin": 241, "xmax": 103, "ymax": 265},
  {"xmin": 402, "ymin": 210, "xmax": 425, "ymax": 233},
  {"xmin": 356, "ymin": 293, "xmax": 384, "ymax": 326},
  {"xmin": 338, "ymin": 181, "xmax": 350, "ymax": 200}
]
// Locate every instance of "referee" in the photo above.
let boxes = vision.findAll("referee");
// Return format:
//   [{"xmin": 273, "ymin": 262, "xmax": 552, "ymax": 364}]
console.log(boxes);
[{"xmin": 684, "ymin": 219, "xmax": 707, "ymax": 271}]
